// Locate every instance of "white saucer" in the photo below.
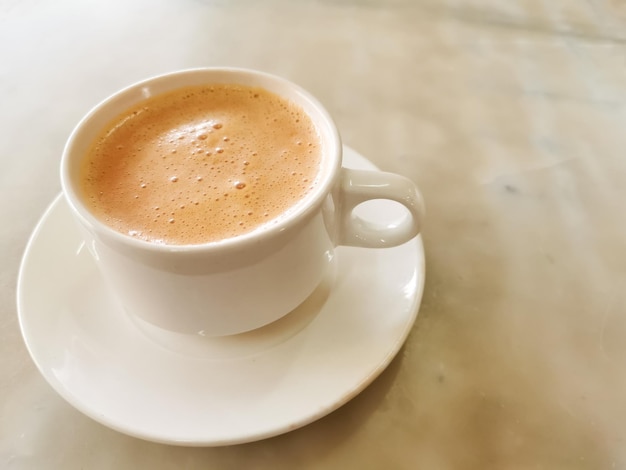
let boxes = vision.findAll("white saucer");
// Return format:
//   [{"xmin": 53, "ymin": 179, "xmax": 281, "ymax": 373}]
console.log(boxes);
[{"xmin": 17, "ymin": 146, "xmax": 425, "ymax": 446}]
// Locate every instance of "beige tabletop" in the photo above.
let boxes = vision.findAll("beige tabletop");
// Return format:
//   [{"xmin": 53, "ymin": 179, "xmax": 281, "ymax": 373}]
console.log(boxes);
[{"xmin": 2, "ymin": 0, "xmax": 626, "ymax": 468}]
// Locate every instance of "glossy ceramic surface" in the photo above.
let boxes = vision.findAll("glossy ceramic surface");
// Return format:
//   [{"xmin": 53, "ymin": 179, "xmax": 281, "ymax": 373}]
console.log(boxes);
[{"xmin": 17, "ymin": 147, "xmax": 425, "ymax": 446}]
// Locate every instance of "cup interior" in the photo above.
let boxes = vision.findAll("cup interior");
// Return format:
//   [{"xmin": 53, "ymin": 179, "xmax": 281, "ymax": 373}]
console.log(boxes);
[{"xmin": 61, "ymin": 67, "xmax": 342, "ymax": 250}]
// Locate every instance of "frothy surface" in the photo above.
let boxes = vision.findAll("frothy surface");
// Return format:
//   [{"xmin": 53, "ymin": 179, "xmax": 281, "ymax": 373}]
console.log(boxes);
[{"xmin": 80, "ymin": 84, "xmax": 322, "ymax": 244}]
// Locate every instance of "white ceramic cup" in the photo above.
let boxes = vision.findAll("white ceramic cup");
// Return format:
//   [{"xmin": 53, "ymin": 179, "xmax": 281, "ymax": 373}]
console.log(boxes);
[{"xmin": 61, "ymin": 67, "xmax": 424, "ymax": 336}]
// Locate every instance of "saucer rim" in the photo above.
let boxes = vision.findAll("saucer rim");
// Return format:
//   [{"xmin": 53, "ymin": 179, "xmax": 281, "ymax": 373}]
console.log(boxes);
[{"xmin": 17, "ymin": 146, "xmax": 426, "ymax": 446}]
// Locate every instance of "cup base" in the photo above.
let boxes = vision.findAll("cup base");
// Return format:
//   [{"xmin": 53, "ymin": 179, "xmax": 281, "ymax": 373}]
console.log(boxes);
[{"xmin": 127, "ymin": 260, "xmax": 337, "ymax": 360}]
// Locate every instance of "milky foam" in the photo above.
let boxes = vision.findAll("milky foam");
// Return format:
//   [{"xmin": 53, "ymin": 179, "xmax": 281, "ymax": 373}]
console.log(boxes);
[{"xmin": 80, "ymin": 84, "xmax": 322, "ymax": 245}]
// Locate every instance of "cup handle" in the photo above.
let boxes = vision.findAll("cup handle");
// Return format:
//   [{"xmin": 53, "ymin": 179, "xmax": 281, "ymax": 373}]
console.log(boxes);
[{"xmin": 338, "ymin": 168, "xmax": 424, "ymax": 248}]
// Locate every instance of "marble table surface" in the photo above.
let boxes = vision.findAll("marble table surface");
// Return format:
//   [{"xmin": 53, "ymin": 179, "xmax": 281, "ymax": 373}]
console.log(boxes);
[{"xmin": 2, "ymin": 0, "xmax": 626, "ymax": 468}]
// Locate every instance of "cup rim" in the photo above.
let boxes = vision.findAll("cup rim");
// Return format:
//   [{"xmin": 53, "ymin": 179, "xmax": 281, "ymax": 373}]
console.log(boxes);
[{"xmin": 60, "ymin": 67, "xmax": 342, "ymax": 253}]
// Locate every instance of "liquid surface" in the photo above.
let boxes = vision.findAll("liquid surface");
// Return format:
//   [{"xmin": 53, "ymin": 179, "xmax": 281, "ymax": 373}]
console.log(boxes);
[{"xmin": 80, "ymin": 84, "xmax": 321, "ymax": 244}]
